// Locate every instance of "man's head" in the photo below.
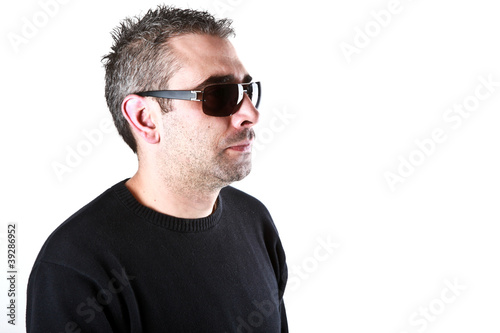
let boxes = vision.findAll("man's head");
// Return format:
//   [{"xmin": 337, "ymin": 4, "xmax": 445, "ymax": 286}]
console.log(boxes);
[
  {"xmin": 102, "ymin": 6, "xmax": 259, "ymax": 191},
  {"xmin": 102, "ymin": 6, "xmax": 235, "ymax": 153}
]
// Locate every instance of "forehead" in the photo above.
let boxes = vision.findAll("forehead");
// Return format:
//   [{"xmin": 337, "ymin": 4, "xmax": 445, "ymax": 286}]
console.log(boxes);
[{"xmin": 168, "ymin": 34, "xmax": 248, "ymax": 87}]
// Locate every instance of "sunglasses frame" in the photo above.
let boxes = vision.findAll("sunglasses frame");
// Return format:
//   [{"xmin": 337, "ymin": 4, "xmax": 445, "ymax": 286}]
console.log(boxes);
[{"xmin": 136, "ymin": 81, "xmax": 261, "ymax": 117}]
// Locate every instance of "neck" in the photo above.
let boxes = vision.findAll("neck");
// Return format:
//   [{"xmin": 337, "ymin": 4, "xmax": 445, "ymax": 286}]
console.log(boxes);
[{"xmin": 125, "ymin": 169, "xmax": 220, "ymax": 219}]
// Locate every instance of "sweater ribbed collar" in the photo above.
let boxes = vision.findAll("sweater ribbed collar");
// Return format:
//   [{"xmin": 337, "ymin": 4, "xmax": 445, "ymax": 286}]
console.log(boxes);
[{"xmin": 112, "ymin": 179, "xmax": 223, "ymax": 232}]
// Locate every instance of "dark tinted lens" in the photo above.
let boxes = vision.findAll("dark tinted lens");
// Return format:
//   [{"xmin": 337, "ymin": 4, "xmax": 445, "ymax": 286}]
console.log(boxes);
[
  {"xmin": 203, "ymin": 84, "xmax": 238, "ymax": 117},
  {"xmin": 202, "ymin": 82, "xmax": 261, "ymax": 117}
]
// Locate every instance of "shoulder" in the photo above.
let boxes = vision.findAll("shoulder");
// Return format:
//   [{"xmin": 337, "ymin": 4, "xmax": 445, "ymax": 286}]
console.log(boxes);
[
  {"xmin": 34, "ymin": 180, "xmax": 128, "ymax": 269},
  {"xmin": 220, "ymin": 186, "xmax": 268, "ymax": 210},
  {"xmin": 219, "ymin": 186, "xmax": 279, "ymax": 233},
  {"xmin": 220, "ymin": 187, "xmax": 287, "ymax": 290},
  {"xmin": 220, "ymin": 186, "xmax": 274, "ymax": 219}
]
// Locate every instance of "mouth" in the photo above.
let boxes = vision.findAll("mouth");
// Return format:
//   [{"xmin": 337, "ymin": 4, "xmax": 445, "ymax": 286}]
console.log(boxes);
[{"xmin": 227, "ymin": 140, "xmax": 253, "ymax": 153}]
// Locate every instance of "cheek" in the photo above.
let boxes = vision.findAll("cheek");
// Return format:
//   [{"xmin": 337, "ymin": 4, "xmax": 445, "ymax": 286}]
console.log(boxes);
[
  {"xmin": 163, "ymin": 115, "xmax": 222, "ymax": 155},
  {"xmin": 161, "ymin": 102, "xmax": 231, "ymax": 150},
  {"xmin": 196, "ymin": 123, "xmax": 225, "ymax": 153}
]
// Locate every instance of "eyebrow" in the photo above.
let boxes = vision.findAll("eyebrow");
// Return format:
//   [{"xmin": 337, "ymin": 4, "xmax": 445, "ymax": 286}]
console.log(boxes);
[{"xmin": 194, "ymin": 74, "xmax": 253, "ymax": 90}]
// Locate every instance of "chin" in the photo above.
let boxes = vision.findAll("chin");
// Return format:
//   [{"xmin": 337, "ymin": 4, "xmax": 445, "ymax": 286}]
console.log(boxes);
[{"xmin": 214, "ymin": 162, "xmax": 252, "ymax": 186}]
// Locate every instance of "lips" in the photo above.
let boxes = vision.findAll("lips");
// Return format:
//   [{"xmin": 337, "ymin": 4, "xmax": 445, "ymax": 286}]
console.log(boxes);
[
  {"xmin": 227, "ymin": 141, "xmax": 253, "ymax": 152},
  {"xmin": 224, "ymin": 129, "xmax": 255, "ymax": 152}
]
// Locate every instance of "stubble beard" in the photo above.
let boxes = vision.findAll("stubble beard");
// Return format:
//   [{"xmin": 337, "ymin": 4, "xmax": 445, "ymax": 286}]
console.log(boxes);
[
  {"xmin": 206, "ymin": 128, "xmax": 255, "ymax": 190},
  {"xmin": 161, "ymin": 128, "xmax": 255, "ymax": 193},
  {"xmin": 211, "ymin": 150, "xmax": 252, "ymax": 187}
]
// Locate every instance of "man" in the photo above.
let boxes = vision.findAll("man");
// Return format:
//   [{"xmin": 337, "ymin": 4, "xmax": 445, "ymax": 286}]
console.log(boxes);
[{"xmin": 26, "ymin": 5, "xmax": 288, "ymax": 333}]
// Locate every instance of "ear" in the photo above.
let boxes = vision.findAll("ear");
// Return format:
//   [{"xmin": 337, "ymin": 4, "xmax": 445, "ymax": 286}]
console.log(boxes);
[{"xmin": 121, "ymin": 95, "xmax": 160, "ymax": 145}]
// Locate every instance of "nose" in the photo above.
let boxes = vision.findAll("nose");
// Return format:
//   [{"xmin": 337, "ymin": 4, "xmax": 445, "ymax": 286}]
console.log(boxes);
[{"xmin": 230, "ymin": 94, "xmax": 260, "ymax": 128}]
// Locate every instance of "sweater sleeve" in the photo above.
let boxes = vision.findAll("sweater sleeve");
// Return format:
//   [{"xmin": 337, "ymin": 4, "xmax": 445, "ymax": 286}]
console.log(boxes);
[{"xmin": 26, "ymin": 261, "xmax": 116, "ymax": 333}]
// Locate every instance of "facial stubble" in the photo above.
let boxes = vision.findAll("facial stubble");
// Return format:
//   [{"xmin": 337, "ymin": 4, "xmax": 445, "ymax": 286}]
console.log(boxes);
[{"xmin": 159, "ymin": 117, "xmax": 255, "ymax": 193}]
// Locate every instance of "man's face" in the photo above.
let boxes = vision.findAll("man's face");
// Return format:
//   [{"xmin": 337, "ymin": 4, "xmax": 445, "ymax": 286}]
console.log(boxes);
[{"xmin": 153, "ymin": 34, "xmax": 259, "ymax": 191}]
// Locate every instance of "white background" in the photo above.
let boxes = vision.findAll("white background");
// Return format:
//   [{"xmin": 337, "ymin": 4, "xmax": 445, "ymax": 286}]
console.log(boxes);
[{"xmin": 1, "ymin": 0, "xmax": 500, "ymax": 332}]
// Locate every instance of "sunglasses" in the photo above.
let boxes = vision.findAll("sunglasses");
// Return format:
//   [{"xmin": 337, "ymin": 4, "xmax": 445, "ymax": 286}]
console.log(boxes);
[{"xmin": 136, "ymin": 81, "xmax": 261, "ymax": 117}]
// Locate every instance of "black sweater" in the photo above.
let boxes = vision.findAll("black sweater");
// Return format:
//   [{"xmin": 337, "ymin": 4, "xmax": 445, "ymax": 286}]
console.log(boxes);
[{"xmin": 26, "ymin": 180, "xmax": 288, "ymax": 332}]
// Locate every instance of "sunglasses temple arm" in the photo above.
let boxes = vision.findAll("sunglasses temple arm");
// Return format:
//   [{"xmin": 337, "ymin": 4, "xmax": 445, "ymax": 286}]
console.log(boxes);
[{"xmin": 137, "ymin": 90, "xmax": 202, "ymax": 101}]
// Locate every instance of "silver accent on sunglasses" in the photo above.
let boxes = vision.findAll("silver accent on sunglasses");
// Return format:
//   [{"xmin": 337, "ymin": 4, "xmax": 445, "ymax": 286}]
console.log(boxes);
[
  {"xmin": 190, "ymin": 91, "xmax": 202, "ymax": 102},
  {"xmin": 237, "ymin": 85, "xmax": 244, "ymax": 104}
]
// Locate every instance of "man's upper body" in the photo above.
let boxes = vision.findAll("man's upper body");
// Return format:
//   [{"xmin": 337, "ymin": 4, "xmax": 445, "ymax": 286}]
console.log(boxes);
[
  {"xmin": 27, "ymin": 181, "xmax": 287, "ymax": 332},
  {"xmin": 26, "ymin": 5, "xmax": 288, "ymax": 332}
]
